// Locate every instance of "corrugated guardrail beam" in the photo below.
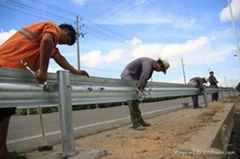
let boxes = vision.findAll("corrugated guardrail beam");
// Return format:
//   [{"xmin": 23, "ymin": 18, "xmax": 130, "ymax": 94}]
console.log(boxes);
[
  {"xmin": 0, "ymin": 68, "xmax": 235, "ymax": 108},
  {"xmin": 0, "ymin": 68, "xmax": 235, "ymax": 157}
]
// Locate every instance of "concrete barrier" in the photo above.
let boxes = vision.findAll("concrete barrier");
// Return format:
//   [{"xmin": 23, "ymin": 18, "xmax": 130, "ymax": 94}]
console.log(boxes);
[{"xmin": 178, "ymin": 103, "xmax": 236, "ymax": 158}]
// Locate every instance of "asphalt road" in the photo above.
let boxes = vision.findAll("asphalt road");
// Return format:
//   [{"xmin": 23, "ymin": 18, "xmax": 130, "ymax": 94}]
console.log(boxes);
[{"xmin": 7, "ymin": 94, "xmax": 226, "ymax": 152}]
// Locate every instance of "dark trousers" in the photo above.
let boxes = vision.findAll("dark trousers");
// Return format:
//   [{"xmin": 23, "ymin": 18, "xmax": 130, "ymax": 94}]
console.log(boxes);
[
  {"xmin": 211, "ymin": 93, "xmax": 218, "ymax": 101},
  {"xmin": 0, "ymin": 108, "xmax": 16, "ymax": 123},
  {"xmin": 191, "ymin": 95, "xmax": 199, "ymax": 108},
  {"xmin": 127, "ymin": 100, "xmax": 144, "ymax": 127}
]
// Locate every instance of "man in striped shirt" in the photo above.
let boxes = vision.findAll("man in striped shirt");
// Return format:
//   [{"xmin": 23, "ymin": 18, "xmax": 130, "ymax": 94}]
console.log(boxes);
[{"xmin": 0, "ymin": 22, "xmax": 89, "ymax": 158}]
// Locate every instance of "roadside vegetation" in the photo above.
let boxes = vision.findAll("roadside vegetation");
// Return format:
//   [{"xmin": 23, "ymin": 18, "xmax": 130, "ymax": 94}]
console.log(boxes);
[{"xmin": 16, "ymin": 96, "xmax": 185, "ymax": 115}]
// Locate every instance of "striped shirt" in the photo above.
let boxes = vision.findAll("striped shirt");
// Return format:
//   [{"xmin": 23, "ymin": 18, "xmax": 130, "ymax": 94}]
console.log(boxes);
[{"xmin": 0, "ymin": 22, "xmax": 60, "ymax": 71}]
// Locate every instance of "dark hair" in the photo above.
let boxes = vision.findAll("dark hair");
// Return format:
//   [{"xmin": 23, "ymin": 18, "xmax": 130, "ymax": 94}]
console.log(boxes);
[
  {"xmin": 210, "ymin": 71, "xmax": 214, "ymax": 74},
  {"xmin": 59, "ymin": 24, "xmax": 76, "ymax": 45}
]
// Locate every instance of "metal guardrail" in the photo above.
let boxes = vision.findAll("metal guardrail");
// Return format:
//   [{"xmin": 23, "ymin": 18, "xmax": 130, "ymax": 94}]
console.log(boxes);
[
  {"xmin": 0, "ymin": 68, "xmax": 235, "ymax": 108},
  {"xmin": 0, "ymin": 68, "xmax": 235, "ymax": 157}
]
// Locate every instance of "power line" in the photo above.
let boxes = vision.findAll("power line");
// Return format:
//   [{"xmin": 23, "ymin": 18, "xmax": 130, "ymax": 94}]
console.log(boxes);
[
  {"xmin": 16, "ymin": 0, "xmax": 165, "ymax": 58},
  {"xmin": 17, "ymin": 0, "xmax": 141, "ymax": 49},
  {"xmin": 31, "ymin": 0, "xmax": 135, "ymax": 42},
  {"xmin": 94, "ymin": 0, "xmax": 136, "ymax": 24},
  {"xmin": 22, "ymin": 0, "xmax": 144, "ymax": 47},
  {"xmin": 0, "ymin": 4, "xmax": 46, "ymax": 20},
  {"xmin": 5, "ymin": 0, "xmax": 75, "ymax": 22},
  {"xmin": 0, "ymin": 0, "xmax": 127, "ymax": 74},
  {"xmin": 91, "ymin": 0, "xmax": 123, "ymax": 20},
  {"xmin": 2, "ymin": 0, "xmax": 161, "ymax": 57},
  {"xmin": 26, "ymin": 0, "xmax": 76, "ymax": 16},
  {"xmin": 0, "ymin": 2, "xmax": 134, "ymax": 51}
]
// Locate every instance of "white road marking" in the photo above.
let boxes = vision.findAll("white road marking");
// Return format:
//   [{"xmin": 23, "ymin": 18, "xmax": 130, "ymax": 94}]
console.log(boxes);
[{"xmin": 7, "ymin": 105, "xmax": 181, "ymax": 144}]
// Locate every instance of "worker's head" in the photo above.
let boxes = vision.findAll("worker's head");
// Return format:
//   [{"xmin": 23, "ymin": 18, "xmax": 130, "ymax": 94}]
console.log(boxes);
[
  {"xmin": 154, "ymin": 58, "xmax": 170, "ymax": 74},
  {"xmin": 203, "ymin": 77, "xmax": 208, "ymax": 83},
  {"xmin": 209, "ymin": 71, "xmax": 214, "ymax": 76},
  {"xmin": 58, "ymin": 24, "xmax": 76, "ymax": 45}
]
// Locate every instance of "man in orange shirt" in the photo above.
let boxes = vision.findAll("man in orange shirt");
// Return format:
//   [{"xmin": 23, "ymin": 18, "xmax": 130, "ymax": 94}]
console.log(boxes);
[{"xmin": 0, "ymin": 22, "xmax": 89, "ymax": 158}]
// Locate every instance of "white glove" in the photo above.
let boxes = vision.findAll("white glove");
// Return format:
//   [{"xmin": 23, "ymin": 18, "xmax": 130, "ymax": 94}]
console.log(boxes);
[{"xmin": 136, "ymin": 89, "xmax": 145, "ymax": 101}]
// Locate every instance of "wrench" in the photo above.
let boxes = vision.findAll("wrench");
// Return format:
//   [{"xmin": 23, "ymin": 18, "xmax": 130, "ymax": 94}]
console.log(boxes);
[{"xmin": 20, "ymin": 60, "xmax": 49, "ymax": 91}]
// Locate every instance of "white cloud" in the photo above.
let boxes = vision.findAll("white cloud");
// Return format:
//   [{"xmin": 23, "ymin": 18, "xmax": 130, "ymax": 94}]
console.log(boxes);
[
  {"xmin": 218, "ymin": 76, "xmax": 240, "ymax": 87},
  {"xmin": 104, "ymin": 49, "xmax": 123, "ymax": 62},
  {"xmin": 220, "ymin": 0, "xmax": 240, "ymax": 22},
  {"xmin": 72, "ymin": 0, "xmax": 103, "ymax": 5},
  {"xmin": 182, "ymin": 45, "xmax": 234, "ymax": 66},
  {"xmin": 0, "ymin": 29, "xmax": 16, "ymax": 45},
  {"xmin": 72, "ymin": 0, "xmax": 87, "ymax": 5},
  {"xmin": 95, "ymin": 9, "xmax": 197, "ymax": 29},
  {"xmin": 66, "ymin": 35, "xmax": 233, "ymax": 74},
  {"xmin": 132, "ymin": 37, "xmax": 210, "ymax": 60},
  {"xmin": 135, "ymin": 0, "xmax": 152, "ymax": 5},
  {"xmin": 127, "ymin": 37, "xmax": 143, "ymax": 45},
  {"xmin": 82, "ymin": 49, "xmax": 123, "ymax": 67}
]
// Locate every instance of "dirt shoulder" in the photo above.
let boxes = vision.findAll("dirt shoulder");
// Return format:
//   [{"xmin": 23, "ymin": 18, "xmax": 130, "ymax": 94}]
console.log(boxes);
[{"xmin": 27, "ymin": 96, "xmax": 240, "ymax": 159}]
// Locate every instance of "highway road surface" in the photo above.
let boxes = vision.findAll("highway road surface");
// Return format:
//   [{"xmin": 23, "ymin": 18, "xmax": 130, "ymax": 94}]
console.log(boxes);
[{"xmin": 7, "ymin": 94, "xmax": 227, "ymax": 152}]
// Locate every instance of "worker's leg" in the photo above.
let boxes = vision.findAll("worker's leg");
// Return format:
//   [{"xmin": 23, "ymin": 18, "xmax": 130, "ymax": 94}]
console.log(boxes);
[
  {"xmin": 127, "ymin": 100, "xmax": 145, "ymax": 130},
  {"xmin": 211, "ymin": 93, "xmax": 215, "ymax": 101},
  {"xmin": 0, "ymin": 115, "xmax": 11, "ymax": 157},
  {"xmin": 133, "ymin": 101, "xmax": 151, "ymax": 126},
  {"xmin": 215, "ymin": 93, "xmax": 219, "ymax": 101},
  {"xmin": 191, "ymin": 95, "xmax": 198, "ymax": 108},
  {"xmin": 213, "ymin": 93, "xmax": 219, "ymax": 101},
  {"xmin": 0, "ymin": 108, "xmax": 16, "ymax": 157}
]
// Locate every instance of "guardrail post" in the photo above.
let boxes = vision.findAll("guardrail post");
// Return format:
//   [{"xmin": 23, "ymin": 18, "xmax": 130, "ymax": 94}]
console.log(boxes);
[
  {"xmin": 27, "ymin": 108, "xmax": 30, "ymax": 115},
  {"xmin": 203, "ymin": 86, "xmax": 208, "ymax": 108},
  {"xmin": 228, "ymin": 88, "xmax": 231, "ymax": 97},
  {"xmin": 233, "ymin": 89, "xmax": 236, "ymax": 97},
  {"xmin": 220, "ymin": 87, "xmax": 224, "ymax": 99},
  {"xmin": 57, "ymin": 70, "xmax": 76, "ymax": 157}
]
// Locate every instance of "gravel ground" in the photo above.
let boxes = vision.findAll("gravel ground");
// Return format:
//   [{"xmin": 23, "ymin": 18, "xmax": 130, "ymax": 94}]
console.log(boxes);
[{"xmin": 26, "ymin": 96, "xmax": 240, "ymax": 159}]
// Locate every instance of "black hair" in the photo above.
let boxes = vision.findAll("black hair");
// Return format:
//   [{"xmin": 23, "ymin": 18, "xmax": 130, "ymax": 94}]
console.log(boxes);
[
  {"xmin": 59, "ymin": 24, "xmax": 76, "ymax": 45},
  {"xmin": 210, "ymin": 71, "xmax": 214, "ymax": 74}
]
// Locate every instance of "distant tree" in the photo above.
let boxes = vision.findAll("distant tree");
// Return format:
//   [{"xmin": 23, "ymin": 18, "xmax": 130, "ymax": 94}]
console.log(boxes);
[{"xmin": 236, "ymin": 82, "xmax": 240, "ymax": 92}]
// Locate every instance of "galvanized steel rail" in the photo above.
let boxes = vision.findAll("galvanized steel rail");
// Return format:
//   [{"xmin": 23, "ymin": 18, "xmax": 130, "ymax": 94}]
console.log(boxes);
[{"xmin": 0, "ymin": 68, "xmax": 235, "ymax": 157}]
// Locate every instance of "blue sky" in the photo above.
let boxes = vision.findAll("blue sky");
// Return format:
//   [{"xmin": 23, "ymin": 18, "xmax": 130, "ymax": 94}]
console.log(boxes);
[{"xmin": 0, "ymin": 0, "xmax": 240, "ymax": 87}]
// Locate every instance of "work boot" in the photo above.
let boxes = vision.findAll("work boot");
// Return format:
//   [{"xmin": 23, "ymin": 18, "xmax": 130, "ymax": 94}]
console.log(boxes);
[
  {"xmin": 133, "ymin": 125, "xmax": 146, "ymax": 131},
  {"xmin": 193, "ymin": 105, "xmax": 202, "ymax": 109},
  {"xmin": 141, "ymin": 121, "xmax": 151, "ymax": 127},
  {"xmin": 0, "ymin": 152, "xmax": 26, "ymax": 159}
]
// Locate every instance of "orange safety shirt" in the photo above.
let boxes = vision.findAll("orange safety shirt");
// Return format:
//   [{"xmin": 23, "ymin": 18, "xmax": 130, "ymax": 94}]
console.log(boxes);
[{"xmin": 0, "ymin": 22, "xmax": 60, "ymax": 71}]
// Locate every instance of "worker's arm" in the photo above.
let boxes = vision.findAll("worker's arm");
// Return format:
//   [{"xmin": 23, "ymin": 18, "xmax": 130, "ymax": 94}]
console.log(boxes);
[
  {"xmin": 36, "ymin": 33, "xmax": 54, "ymax": 84},
  {"xmin": 53, "ymin": 53, "xmax": 89, "ymax": 77},
  {"xmin": 138, "ymin": 61, "xmax": 153, "ymax": 92}
]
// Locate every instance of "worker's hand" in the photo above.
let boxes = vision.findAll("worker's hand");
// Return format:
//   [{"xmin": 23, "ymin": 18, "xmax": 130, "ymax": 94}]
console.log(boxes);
[
  {"xmin": 136, "ymin": 89, "xmax": 144, "ymax": 100},
  {"xmin": 36, "ymin": 70, "xmax": 47, "ymax": 84},
  {"xmin": 75, "ymin": 70, "xmax": 89, "ymax": 77},
  {"xmin": 199, "ymin": 87, "xmax": 204, "ymax": 94}
]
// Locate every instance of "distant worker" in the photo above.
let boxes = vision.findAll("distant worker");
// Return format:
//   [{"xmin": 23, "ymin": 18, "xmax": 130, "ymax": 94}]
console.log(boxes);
[
  {"xmin": 0, "ymin": 21, "xmax": 89, "ymax": 159},
  {"xmin": 208, "ymin": 71, "xmax": 219, "ymax": 101},
  {"xmin": 121, "ymin": 57, "xmax": 170, "ymax": 130},
  {"xmin": 188, "ymin": 77, "xmax": 208, "ymax": 109}
]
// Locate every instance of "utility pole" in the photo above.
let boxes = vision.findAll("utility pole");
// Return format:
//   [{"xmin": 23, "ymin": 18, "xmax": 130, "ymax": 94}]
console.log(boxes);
[
  {"xmin": 181, "ymin": 58, "xmax": 187, "ymax": 84},
  {"xmin": 228, "ymin": 0, "xmax": 240, "ymax": 60},
  {"xmin": 224, "ymin": 76, "xmax": 228, "ymax": 87},
  {"xmin": 75, "ymin": 15, "xmax": 80, "ymax": 70}
]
